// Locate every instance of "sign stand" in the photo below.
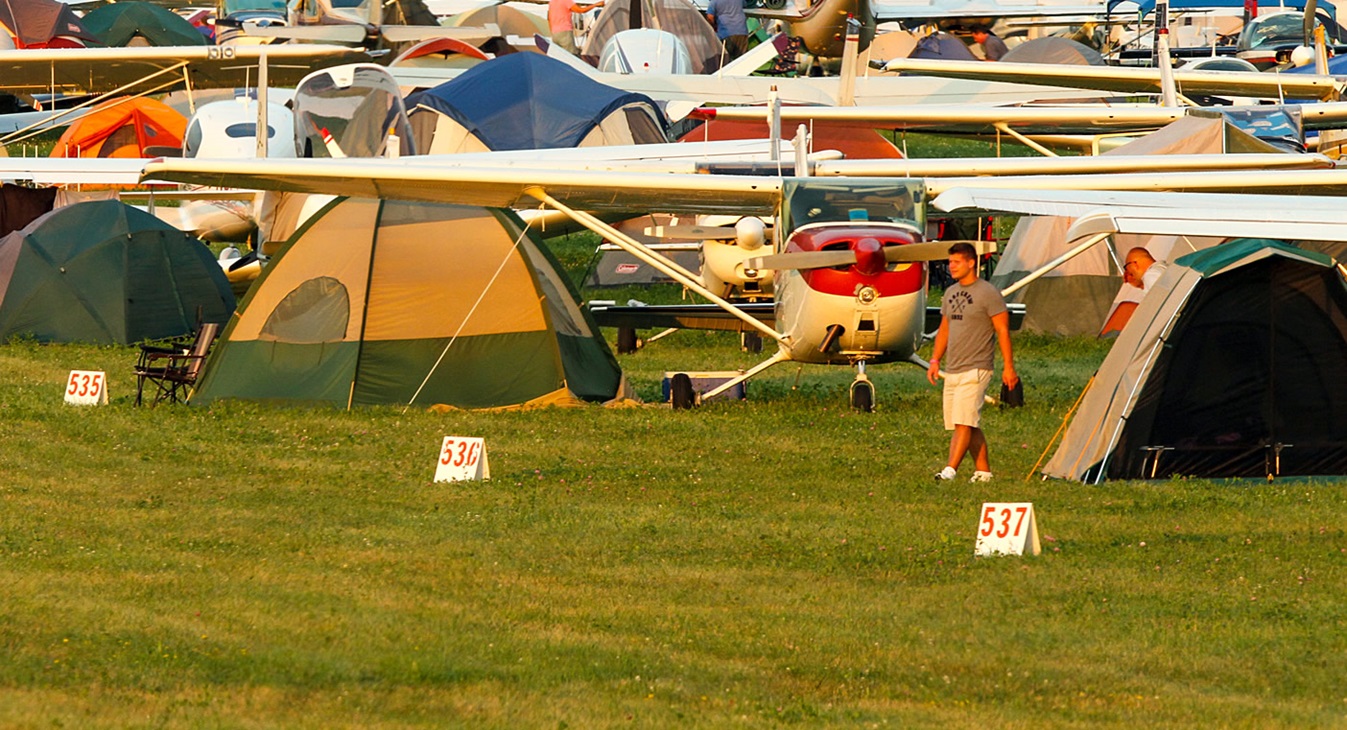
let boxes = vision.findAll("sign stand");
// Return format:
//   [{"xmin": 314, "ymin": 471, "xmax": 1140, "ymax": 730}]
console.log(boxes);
[
  {"xmin": 975, "ymin": 502, "xmax": 1041, "ymax": 556},
  {"xmin": 64, "ymin": 370, "xmax": 108, "ymax": 406},
  {"xmin": 434, "ymin": 436, "xmax": 489, "ymax": 482}
]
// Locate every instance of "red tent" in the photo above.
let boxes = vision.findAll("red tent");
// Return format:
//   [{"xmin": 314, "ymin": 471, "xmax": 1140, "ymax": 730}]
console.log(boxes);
[
  {"xmin": 0, "ymin": 0, "xmax": 100, "ymax": 48},
  {"xmin": 51, "ymin": 97, "xmax": 186, "ymax": 158}
]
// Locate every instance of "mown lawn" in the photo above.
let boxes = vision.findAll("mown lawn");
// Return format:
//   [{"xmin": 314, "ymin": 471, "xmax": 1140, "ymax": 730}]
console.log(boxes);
[{"xmin": 2, "ymin": 322, "xmax": 1345, "ymax": 727}]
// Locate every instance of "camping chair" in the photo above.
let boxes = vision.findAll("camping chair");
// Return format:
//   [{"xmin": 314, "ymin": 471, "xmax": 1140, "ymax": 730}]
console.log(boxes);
[{"xmin": 134, "ymin": 321, "xmax": 221, "ymax": 406}]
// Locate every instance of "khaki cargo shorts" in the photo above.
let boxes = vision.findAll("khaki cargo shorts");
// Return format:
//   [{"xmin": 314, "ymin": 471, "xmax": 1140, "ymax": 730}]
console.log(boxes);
[{"xmin": 943, "ymin": 368, "xmax": 992, "ymax": 430}]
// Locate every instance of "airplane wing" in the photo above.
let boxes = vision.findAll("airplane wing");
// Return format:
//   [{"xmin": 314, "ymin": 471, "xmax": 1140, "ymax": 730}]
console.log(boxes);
[
  {"xmin": 884, "ymin": 58, "xmax": 1345, "ymax": 101},
  {"xmin": 935, "ymin": 187, "xmax": 1347, "ymax": 242},
  {"xmin": 933, "ymin": 188, "xmax": 1347, "ymax": 242},
  {"xmin": 588, "ymin": 302, "xmax": 776, "ymax": 331},
  {"xmin": 812, "ymin": 152, "xmax": 1333, "ymax": 177},
  {"xmin": 390, "ymin": 65, "xmax": 1113, "ymax": 113},
  {"xmin": 870, "ymin": 0, "xmax": 1105, "ymax": 20},
  {"xmin": 923, "ymin": 168, "xmax": 1347, "ymax": 196},
  {"xmin": 143, "ymin": 158, "xmax": 786, "ymax": 215},
  {"xmin": 695, "ymin": 101, "xmax": 1347, "ymax": 133},
  {"xmin": 0, "ymin": 45, "xmax": 372, "ymax": 95},
  {"xmin": 0, "ymin": 158, "xmax": 150, "ymax": 185}
]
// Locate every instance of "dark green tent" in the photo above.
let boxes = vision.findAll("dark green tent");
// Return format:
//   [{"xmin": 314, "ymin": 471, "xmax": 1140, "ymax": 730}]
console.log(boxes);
[
  {"xmin": 0, "ymin": 201, "xmax": 234, "ymax": 344},
  {"xmin": 1044, "ymin": 240, "xmax": 1347, "ymax": 481},
  {"xmin": 81, "ymin": 2, "xmax": 207, "ymax": 47}
]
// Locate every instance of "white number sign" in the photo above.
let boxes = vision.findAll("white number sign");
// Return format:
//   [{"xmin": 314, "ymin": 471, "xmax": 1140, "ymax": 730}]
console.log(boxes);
[
  {"xmin": 434, "ymin": 436, "xmax": 489, "ymax": 482},
  {"xmin": 64, "ymin": 370, "xmax": 108, "ymax": 406},
  {"xmin": 975, "ymin": 502, "xmax": 1041, "ymax": 557}
]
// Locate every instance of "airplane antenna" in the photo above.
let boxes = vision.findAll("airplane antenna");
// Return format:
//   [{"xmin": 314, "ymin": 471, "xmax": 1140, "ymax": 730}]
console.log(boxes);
[
  {"xmin": 794, "ymin": 124, "xmax": 809, "ymax": 176},
  {"xmin": 1154, "ymin": 0, "xmax": 1179, "ymax": 107},
  {"xmin": 768, "ymin": 85, "xmax": 781, "ymax": 168}
]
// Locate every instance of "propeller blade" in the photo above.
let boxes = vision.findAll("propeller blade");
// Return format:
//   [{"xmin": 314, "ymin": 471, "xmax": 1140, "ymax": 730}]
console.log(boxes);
[
  {"xmin": 644, "ymin": 224, "xmax": 740, "ymax": 240},
  {"xmin": 379, "ymin": 24, "xmax": 499, "ymax": 43},
  {"xmin": 241, "ymin": 24, "xmax": 368, "ymax": 42},
  {"xmin": 746, "ymin": 250, "xmax": 858, "ymax": 271},
  {"xmin": 885, "ymin": 240, "xmax": 999, "ymax": 263}
]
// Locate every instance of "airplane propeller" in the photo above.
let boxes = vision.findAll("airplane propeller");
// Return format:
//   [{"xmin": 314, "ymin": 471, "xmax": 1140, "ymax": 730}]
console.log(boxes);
[{"xmin": 745, "ymin": 240, "xmax": 996, "ymax": 272}]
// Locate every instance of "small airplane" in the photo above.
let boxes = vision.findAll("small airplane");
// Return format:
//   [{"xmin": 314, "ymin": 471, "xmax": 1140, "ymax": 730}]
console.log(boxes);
[{"xmin": 137, "ymin": 146, "xmax": 1347, "ymax": 409}]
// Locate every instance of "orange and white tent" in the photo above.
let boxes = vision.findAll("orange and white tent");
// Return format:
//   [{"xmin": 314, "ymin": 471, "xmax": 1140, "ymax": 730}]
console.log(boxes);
[{"xmin": 50, "ymin": 97, "xmax": 186, "ymax": 159}]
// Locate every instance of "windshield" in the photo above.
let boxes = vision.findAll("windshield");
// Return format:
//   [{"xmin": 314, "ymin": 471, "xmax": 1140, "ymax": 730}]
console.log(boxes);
[
  {"xmin": 781, "ymin": 180, "xmax": 924, "ymax": 237},
  {"xmin": 223, "ymin": 0, "xmax": 285, "ymax": 14},
  {"xmin": 1240, "ymin": 13, "xmax": 1312, "ymax": 49}
]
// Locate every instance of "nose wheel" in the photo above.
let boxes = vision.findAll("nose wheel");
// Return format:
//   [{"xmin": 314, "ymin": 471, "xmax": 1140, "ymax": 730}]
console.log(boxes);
[{"xmin": 849, "ymin": 364, "xmax": 874, "ymax": 413}]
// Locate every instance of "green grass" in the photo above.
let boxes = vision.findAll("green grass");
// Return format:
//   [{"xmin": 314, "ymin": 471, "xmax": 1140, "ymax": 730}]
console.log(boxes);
[{"xmin": 3, "ymin": 328, "xmax": 1346, "ymax": 727}]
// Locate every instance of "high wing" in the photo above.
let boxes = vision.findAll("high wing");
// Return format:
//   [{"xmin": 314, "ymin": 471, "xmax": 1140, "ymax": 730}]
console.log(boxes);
[
  {"xmin": 390, "ymin": 65, "xmax": 1112, "ymax": 116},
  {"xmin": 812, "ymin": 153, "xmax": 1332, "ymax": 177},
  {"xmin": 0, "ymin": 45, "xmax": 371, "ymax": 95},
  {"xmin": 884, "ymin": 58, "xmax": 1345, "ymax": 101},
  {"xmin": 870, "ymin": 0, "xmax": 1105, "ymax": 20},
  {"xmin": 142, "ymin": 159, "xmax": 785, "ymax": 216},
  {"xmin": 143, "ymin": 159, "xmax": 1347, "ymax": 214},
  {"xmin": 694, "ymin": 102, "xmax": 1347, "ymax": 134},
  {"xmin": 934, "ymin": 188, "xmax": 1347, "ymax": 242},
  {"xmin": 239, "ymin": 23, "xmax": 500, "ymax": 45}
]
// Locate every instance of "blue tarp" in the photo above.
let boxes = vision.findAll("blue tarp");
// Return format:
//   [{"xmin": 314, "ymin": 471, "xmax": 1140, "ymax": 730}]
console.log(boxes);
[
  {"xmin": 406, "ymin": 53, "xmax": 667, "ymax": 151},
  {"xmin": 1285, "ymin": 53, "xmax": 1347, "ymax": 72}
]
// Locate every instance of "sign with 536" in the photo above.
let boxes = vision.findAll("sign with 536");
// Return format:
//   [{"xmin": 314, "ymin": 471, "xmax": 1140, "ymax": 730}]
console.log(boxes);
[{"xmin": 434, "ymin": 436, "xmax": 489, "ymax": 483}]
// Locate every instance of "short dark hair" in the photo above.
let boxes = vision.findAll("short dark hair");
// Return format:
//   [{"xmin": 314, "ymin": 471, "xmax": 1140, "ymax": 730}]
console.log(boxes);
[
  {"xmin": 971, "ymin": 25, "xmax": 990, "ymax": 33},
  {"xmin": 948, "ymin": 242, "xmax": 978, "ymax": 260}
]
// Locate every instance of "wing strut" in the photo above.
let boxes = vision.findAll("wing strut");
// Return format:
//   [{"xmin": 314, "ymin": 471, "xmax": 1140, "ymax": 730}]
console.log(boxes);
[
  {"xmin": 994, "ymin": 122, "xmax": 1058, "ymax": 157},
  {"xmin": 1, "ymin": 62, "xmax": 189, "ymax": 147},
  {"xmin": 1000, "ymin": 232, "xmax": 1113, "ymax": 298},
  {"xmin": 525, "ymin": 186, "xmax": 790, "ymax": 346},
  {"xmin": 700, "ymin": 349, "xmax": 792, "ymax": 402}
]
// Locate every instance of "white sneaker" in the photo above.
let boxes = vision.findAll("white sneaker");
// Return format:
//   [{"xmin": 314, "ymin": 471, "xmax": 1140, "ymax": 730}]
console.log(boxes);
[
  {"xmin": 934, "ymin": 466, "xmax": 958, "ymax": 481},
  {"xmin": 970, "ymin": 471, "xmax": 993, "ymax": 483}
]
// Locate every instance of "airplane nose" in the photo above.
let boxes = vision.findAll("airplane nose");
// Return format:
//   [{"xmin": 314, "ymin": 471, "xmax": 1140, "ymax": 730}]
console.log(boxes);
[{"xmin": 853, "ymin": 237, "xmax": 886, "ymax": 277}]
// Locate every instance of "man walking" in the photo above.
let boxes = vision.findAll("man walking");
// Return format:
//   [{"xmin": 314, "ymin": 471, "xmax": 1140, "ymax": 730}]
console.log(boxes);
[{"xmin": 927, "ymin": 242, "xmax": 1017, "ymax": 482}]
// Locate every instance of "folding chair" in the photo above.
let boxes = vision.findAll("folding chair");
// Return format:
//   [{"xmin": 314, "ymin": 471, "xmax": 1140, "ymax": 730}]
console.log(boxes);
[{"xmin": 134, "ymin": 322, "xmax": 221, "ymax": 406}]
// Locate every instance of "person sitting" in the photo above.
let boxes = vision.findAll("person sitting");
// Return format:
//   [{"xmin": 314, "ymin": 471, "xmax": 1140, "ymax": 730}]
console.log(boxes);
[{"xmin": 971, "ymin": 25, "xmax": 1008, "ymax": 61}]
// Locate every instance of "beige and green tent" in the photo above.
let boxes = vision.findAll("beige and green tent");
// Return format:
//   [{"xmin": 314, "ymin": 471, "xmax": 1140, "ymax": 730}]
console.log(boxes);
[{"xmin": 192, "ymin": 197, "xmax": 623, "ymax": 409}]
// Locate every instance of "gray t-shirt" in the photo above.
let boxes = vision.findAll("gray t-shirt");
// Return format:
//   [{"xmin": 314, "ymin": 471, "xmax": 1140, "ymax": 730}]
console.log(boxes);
[{"xmin": 941, "ymin": 278, "xmax": 1007, "ymax": 373}]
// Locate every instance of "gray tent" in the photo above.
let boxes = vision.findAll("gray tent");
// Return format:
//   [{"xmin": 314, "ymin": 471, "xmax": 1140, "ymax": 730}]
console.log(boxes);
[
  {"xmin": 1000, "ymin": 37, "xmax": 1104, "ymax": 65},
  {"xmin": 991, "ymin": 116, "xmax": 1278, "ymax": 335},
  {"xmin": 1044, "ymin": 240, "xmax": 1347, "ymax": 482}
]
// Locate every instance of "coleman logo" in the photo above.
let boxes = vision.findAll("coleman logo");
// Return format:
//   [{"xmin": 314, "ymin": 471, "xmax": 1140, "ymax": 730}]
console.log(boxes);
[{"xmin": 615, "ymin": 263, "xmax": 640, "ymax": 274}]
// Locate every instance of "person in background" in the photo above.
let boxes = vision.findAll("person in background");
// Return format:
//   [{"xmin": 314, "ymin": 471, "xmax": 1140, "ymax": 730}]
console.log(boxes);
[
  {"xmin": 971, "ymin": 25, "xmax": 1008, "ymax": 61},
  {"xmin": 706, "ymin": 0, "xmax": 749, "ymax": 60},
  {"xmin": 549, "ymin": 0, "xmax": 604, "ymax": 54},
  {"xmin": 1099, "ymin": 247, "xmax": 1168, "ymax": 337},
  {"xmin": 928, "ymin": 242, "xmax": 1018, "ymax": 482}
]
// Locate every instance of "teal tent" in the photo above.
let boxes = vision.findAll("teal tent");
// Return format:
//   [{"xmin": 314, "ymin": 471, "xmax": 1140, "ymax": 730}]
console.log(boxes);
[
  {"xmin": 0, "ymin": 201, "xmax": 234, "ymax": 344},
  {"xmin": 81, "ymin": 2, "xmax": 207, "ymax": 47}
]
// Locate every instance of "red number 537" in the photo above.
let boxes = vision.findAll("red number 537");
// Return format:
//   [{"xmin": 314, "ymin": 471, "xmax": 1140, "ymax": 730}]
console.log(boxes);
[{"xmin": 980, "ymin": 505, "xmax": 1028, "ymax": 539}]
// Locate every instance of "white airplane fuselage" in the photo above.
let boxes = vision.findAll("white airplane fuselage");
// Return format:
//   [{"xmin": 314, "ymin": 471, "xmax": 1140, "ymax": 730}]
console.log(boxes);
[{"xmin": 773, "ymin": 221, "xmax": 928, "ymax": 365}]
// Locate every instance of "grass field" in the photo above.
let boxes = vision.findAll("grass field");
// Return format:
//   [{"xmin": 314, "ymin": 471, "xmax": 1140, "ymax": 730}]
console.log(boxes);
[{"xmin": 4, "ymin": 292, "xmax": 1347, "ymax": 727}]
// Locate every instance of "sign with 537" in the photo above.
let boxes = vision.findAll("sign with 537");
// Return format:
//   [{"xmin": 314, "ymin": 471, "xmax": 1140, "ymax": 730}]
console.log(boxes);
[{"xmin": 975, "ymin": 502, "xmax": 1041, "ymax": 557}]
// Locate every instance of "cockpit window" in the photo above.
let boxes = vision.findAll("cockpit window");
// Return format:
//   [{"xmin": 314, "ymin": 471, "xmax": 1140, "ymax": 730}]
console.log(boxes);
[{"xmin": 781, "ymin": 180, "xmax": 924, "ymax": 236}]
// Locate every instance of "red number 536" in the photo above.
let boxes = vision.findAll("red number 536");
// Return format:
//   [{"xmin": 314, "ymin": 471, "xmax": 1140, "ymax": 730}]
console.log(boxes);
[{"xmin": 980, "ymin": 505, "xmax": 1028, "ymax": 539}]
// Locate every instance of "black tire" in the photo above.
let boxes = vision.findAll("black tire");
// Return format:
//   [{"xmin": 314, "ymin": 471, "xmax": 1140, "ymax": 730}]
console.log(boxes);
[
  {"xmin": 742, "ymin": 331, "xmax": 763, "ymax": 354},
  {"xmin": 671, "ymin": 373, "xmax": 695, "ymax": 410},
  {"xmin": 850, "ymin": 380, "xmax": 874, "ymax": 413},
  {"xmin": 616, "ymin": 327, "xmax": 639, "ymax": 354}
]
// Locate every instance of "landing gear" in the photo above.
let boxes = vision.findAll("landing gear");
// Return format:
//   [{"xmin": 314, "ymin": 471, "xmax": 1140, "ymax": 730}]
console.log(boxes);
[
  {"xmin": 670, "ymin": 372, "xmax": 695, "ymax": 410},
  {"xmin": 849, "ymin": 361, "xmax": 875, "ymax": 412},
  {"xmin": 741, "ymin": 330, "xmax": 763, "ymax": 353},
  {"xmin": 616, "ymin": 326, "xmax": 639, "ymax": 354}
]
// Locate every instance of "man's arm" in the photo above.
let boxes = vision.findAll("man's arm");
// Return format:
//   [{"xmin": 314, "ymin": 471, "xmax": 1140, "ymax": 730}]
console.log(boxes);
[
  {"xmin": 991, "ymin": 310, "xmax": 1017, "ymax": 386},
  {"xmin": 927, "ymin": 317, "xmax": 949, "ymax": 385}
]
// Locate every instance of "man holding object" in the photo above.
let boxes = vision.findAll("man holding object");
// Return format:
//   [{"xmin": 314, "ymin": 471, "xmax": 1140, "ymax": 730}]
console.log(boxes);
[{"xmin": 927, "ymin": 242, "xmax": 1018, "ymax": 482}]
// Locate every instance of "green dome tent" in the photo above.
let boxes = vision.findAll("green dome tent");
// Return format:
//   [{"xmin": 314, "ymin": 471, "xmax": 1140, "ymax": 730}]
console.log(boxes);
[
  {"xmin": 0, "ymin": 200, "xmax": 235, "ymax": 344},
  {"xmin": 192, "ymin": 197, "xmax": 624, "ymax": 410},
  {"xmin": 1044, "ymin": 240, "xmax": 1347, "ymax": 481},
  {"xmin": 81, "ymin": 1, "xmax": 207, "ymax": 47}
]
